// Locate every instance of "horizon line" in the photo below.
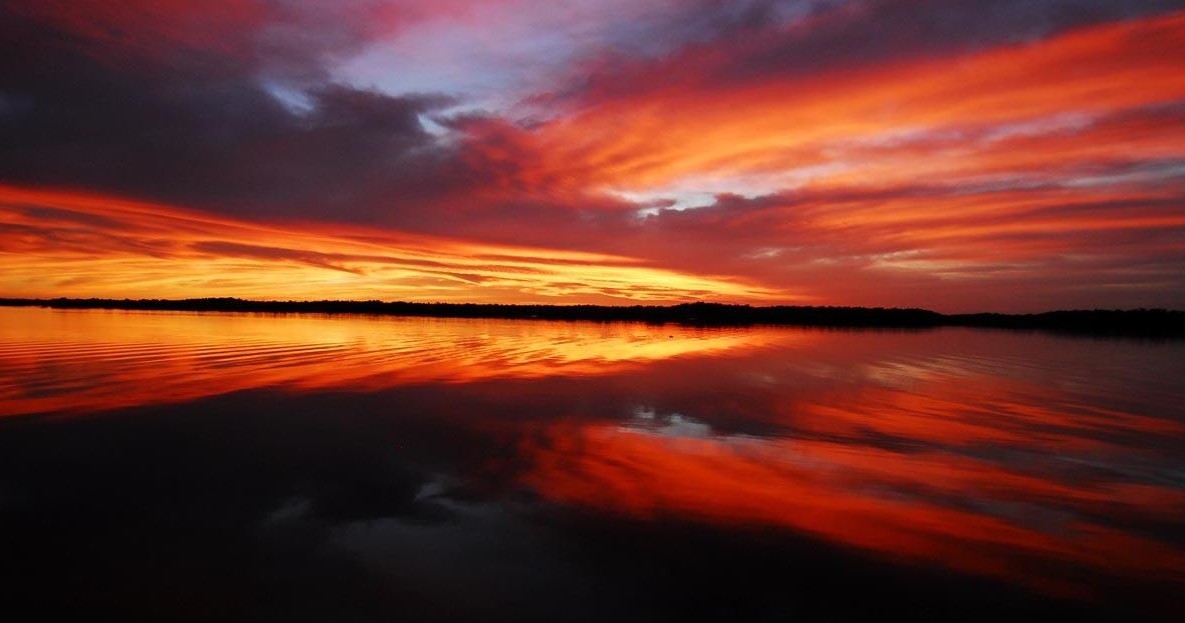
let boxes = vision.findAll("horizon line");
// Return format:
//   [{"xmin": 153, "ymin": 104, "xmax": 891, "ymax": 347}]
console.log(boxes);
[{"xmin": 3, "ymin": 297, "xmax": 1182, "ymax": 338}]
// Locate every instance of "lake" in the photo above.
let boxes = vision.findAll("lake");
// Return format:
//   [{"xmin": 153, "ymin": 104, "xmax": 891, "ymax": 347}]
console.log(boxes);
[{"xmin": 1, "ymin": 307, "xmax": 1182, "ymax": 621}]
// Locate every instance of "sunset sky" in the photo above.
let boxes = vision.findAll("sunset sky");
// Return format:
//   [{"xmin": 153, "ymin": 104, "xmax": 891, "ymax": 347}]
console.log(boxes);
[{"xmin": 2, "ymin": 0, "xmax": 1184, "ymax": 311}]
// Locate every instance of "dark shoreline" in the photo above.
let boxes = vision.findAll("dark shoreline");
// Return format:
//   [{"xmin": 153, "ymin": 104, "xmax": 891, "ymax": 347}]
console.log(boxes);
[{"xmin": 3, "ymin": 297, "xmax": 1183, "ymax": 338}]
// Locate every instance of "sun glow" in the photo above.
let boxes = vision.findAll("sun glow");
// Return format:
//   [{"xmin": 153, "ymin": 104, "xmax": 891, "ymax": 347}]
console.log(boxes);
[{"xmin": 0, "ymin": 185, "xmax": 785, "ymax": 304}]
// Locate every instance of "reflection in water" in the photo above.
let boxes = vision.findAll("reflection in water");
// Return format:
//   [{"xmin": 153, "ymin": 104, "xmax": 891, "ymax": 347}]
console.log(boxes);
[
  {"xmin": 520, "ymin": 419, "xmax": 1184, "ymax": 597},
  {"xmin": 0, "ymin": 307, "xmax": 1183, "ymax": 621},
  {"xmin": 0, "ymin": 308, "xmax": 772, "ymax": 416}
]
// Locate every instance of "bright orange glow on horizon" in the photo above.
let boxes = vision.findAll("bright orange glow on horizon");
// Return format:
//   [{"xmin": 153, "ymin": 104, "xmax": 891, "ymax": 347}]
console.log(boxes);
[{"xmin": 0, "ymin": 185, "xmax": 785, "ymax": 304}]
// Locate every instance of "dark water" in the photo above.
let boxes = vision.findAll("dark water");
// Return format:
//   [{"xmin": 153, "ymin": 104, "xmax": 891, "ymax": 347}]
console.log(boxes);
[{"xmin": 1, "ymin": 307, "xmax": 1183, "ymax": 621}]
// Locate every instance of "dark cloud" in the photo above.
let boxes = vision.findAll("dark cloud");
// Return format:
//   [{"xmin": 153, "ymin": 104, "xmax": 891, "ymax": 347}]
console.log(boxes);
[
  {"xmin": 0, "ymin": 2, "xmax": 469, "ymax": 222},
  {"xmin": 0, "ymin": 0, "xmax": 662, "ymax": 232}
]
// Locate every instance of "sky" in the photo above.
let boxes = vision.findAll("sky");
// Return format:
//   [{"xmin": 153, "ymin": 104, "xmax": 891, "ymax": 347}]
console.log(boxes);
[{"xmin": 1, "ymin": 0, "xmax": 1184, "ymax": 312}]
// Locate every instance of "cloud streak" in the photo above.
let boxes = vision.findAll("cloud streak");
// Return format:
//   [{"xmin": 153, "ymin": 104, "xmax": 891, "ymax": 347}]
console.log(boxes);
[{"xmin": 0, "ymin": 185, "xmax": 779, "ymax": 303}]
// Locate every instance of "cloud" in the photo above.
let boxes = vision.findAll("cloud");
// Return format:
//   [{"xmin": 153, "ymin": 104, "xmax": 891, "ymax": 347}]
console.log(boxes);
[
  {"xmin": 0, "ymin": 2, "xmax": 456, "ymax": 220},
  {"xmin": 1, "ymin": 1, "xmax": 1184, "ymax": 310},
  {"xmin": 0, "ymin": 185, "xmax": 780, "ymax": 303}
]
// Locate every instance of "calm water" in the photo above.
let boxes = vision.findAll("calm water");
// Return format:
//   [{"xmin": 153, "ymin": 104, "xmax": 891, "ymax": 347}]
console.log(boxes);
[{"xmin": 1, "ymin": 307, "xmax": 1183, "ymax": 621}]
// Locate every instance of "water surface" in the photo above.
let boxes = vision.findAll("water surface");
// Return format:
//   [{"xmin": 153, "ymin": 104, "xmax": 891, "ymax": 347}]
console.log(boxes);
[{"xmin": 1, "ymin": 307, "xmax": 1182, "ymax": 621}]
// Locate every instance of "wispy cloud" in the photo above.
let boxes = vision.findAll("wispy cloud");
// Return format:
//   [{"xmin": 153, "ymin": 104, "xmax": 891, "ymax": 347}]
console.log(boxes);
[{"xmin": 0, "ymin": 185, "xmax": 782, "ymax": 303}]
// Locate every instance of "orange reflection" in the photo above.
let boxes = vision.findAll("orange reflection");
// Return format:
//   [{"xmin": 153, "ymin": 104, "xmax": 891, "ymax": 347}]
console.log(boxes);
[
  {"xmin": 514, "ymin": 341, "xmax": 1185, "ymax": 598},
  {"xmin": 0, "ymin": 307, "xmax": 790, "ymax": 417},
  {"xmin": 518, "ymin": 425, "xmax": 1185, "ymax": 597},
  {"xmin": 3, "ymin": 306, "xmax": 1183, "ymax": 602}
]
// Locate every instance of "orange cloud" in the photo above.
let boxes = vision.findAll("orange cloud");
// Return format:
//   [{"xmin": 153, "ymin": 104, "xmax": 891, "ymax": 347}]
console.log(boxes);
[
  {"xmin": 407, "ymin": 10, "xmax": 1185, "ymax": 311},
  {"xmin": 3, "ymin": 6, "xmax": 1183, "ymax": 311},
  {"xmin": 0, "ymin": 185, "xmax": 786, "ymax": 303},
  {"xmin": 514, "ymin": 11, "xmax": 1185, "ymax": 193}
]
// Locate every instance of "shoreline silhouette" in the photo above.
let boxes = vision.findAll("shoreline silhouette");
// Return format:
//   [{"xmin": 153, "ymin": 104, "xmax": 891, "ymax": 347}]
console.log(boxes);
[{"xmin": 2, "ymin": 297, "xmax": 1182, "ymax": 338}]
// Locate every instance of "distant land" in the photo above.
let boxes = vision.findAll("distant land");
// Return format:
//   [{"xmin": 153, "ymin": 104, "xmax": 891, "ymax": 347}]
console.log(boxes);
[{"xmin": 3, "ymin": 297, "xmax": 1184, "ymax": 338}]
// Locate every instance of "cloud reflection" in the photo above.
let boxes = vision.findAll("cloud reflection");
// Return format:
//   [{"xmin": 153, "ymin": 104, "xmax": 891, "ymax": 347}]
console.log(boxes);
[
  {"xmin": 1, "ymin": 308, "xmax": 1182, "ymax": 615},
  {"xmin": 0, "ymin": 307, "xmax": 778, "ymax": 417}
]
